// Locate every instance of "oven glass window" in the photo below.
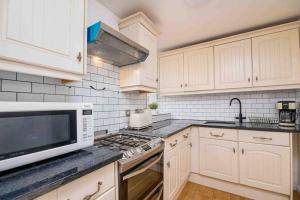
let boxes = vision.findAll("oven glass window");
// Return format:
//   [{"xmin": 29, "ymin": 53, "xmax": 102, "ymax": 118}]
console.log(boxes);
[
  {"xmin": 120, "ymin": 153, "xmax": 163, "ymax": 200},
  {"xmin": 0, "ymin": 110, "xmax": 77, "ymax": 160}
]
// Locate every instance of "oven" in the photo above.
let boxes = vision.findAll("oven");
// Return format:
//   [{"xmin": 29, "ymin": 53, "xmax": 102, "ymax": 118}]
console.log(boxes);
[{"xmin": 119, "ymin": 150, "xmax": 164, "ymax": 200}]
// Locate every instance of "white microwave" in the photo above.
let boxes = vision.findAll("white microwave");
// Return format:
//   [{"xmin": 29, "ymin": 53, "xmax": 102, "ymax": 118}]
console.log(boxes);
[{"xmin": 0, "ymin": 102, "xmax": 94, "ymax": 172}]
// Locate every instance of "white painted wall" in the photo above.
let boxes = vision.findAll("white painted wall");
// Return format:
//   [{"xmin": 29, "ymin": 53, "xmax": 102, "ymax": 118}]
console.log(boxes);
[{"xmin": 87, "ymin": 0, "xmax": 120, "ymax": 30}]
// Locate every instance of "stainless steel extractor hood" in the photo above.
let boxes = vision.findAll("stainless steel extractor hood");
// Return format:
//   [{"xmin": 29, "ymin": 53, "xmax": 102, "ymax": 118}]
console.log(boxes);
[{"xmin": 87, "ymin": 22, "xmax": 149, "ymax": 67}]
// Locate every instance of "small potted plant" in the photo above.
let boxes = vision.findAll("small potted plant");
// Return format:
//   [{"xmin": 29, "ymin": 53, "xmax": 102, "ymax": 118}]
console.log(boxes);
[{"xmin": 148, "ymin": 102, "xmax": 158, "ymax": 115}]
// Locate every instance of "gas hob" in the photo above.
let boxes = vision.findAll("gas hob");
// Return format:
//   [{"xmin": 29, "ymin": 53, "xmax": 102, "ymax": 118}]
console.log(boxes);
[{"xmin": 94, "ymin": 133, "xmax": 163, "ymax": 172}]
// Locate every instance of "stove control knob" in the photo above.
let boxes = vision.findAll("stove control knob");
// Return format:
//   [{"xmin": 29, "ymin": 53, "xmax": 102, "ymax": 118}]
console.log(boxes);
[{"xmin": 136, "ymin": 147, "xmax": 143, "ymax": 153}]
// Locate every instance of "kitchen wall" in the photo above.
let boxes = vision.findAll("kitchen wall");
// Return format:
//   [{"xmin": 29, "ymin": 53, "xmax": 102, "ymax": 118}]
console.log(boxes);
[
  {"xmin": 157, "ymin": 90, "xmax": 300, "ymax": 122},
  {"xmin": 0, "ymin": 57, "xmax": 146, "ymax": 133}
]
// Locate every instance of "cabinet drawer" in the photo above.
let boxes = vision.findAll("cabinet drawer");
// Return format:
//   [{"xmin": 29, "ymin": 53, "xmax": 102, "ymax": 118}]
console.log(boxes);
[
  {"xmin": 239, "ymin": 130, "xmax": 290, "ymax": 146},
  {"xmin": 95, "ymin": 187, "xmax": 116, "ymax": 200},
  {"xmin": 164, "ymin": 128, "xmax": 190, "ymax": 152},
  {"xmin": 57, "ymin": 163, "xmax": 115, "ymax": 200},
  {"xmin": 200, "ymin": 128, "xmax": 238, "ymax": 141}
]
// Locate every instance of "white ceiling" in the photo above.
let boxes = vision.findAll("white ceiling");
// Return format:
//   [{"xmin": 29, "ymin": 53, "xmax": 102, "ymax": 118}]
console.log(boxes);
[{"xmin": 97, "ymin": 0, "xmax": 300, "ymax": 51}]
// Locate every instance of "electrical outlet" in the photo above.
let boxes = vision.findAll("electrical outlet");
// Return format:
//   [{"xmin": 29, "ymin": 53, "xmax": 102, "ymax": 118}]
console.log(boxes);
[{"xmin": 125, "ymin": 110, "xmax": 131, "ymax": 117}]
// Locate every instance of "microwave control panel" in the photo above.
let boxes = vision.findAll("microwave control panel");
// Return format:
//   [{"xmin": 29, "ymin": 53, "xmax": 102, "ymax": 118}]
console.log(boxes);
[{"xmin": 82, "ymin": 109, "xmax": 93, "ymax": 142}]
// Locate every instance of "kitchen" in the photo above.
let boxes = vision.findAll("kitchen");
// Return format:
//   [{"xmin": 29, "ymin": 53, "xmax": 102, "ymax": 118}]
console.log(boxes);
[{"xmin": 0, "ymin": 0, "xmax": 300, "ymax": 200}]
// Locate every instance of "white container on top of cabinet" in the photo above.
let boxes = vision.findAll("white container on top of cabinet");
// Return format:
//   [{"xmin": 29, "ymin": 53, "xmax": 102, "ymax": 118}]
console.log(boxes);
[
  {"xmin": 119, "ymin": 12, "xmax": 160, "ymax": 92},
  {"xmin": 159, "ymin": 21, "xmax": 300, "ymax": 95},
  {"xmin": 0, "ymin": 0, "xmax": 86, "ymax": 81}
]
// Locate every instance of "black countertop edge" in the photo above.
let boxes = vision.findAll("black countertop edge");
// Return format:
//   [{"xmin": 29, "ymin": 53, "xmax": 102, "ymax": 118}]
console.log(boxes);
[
  {"xmin": 122, "ymin": 119, "xmax": 300, "ymax": 138},
  {"xmin": 0, "ymin": 147, "xmax": 123, "ymax": 200}
]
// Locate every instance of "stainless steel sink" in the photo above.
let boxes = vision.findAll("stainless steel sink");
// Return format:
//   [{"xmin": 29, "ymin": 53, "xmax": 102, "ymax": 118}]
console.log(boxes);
[{"xmin": 203, "ymin": 121, "xmax": 237, "ymax": 126}]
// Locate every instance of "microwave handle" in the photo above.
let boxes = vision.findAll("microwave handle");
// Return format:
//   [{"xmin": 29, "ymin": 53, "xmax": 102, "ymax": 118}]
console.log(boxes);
[{"xmin": 123, "ymin": 152, "xmax": 163, "ymax": 181}]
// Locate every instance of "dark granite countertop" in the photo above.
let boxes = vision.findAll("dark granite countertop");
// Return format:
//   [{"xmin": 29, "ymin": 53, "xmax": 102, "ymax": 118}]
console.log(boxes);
[
  {"xmin": 0, "ymin": 146, "xmax": 122, "ymax": 200},
  {"xmin": 122, "ymin": 119, "xmax": 300, "ymax": 138}
]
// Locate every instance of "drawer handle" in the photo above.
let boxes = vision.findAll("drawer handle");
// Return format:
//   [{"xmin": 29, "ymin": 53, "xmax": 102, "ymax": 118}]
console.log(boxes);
[
  {"xmin": 77, "ymin": 52, "xmax": 82, "ymax": 62},
  {"xmin": 252, "ymin": 136, "xmax": 272, "ymax": 141},
  {"xmin": 83, "ymin": 181, "xmax": 102, "ymax": 200},
  {"xmin": 183, "ymin": 133, "xmax": 189, "ymax": 139},
  {"xmin": 169, "ymin": 140, "xmax": 178, "ymax": 147},
  {"xmin": 189, "ymin": 143, "xmax": 192, "ymax": 147},
  {"xmin": 233, "ymin": 147, "xmax": 236, "ymax": 154},
  {"xmin": 209, "ymin": 132, "xmax": 224, "ymax": 137}
]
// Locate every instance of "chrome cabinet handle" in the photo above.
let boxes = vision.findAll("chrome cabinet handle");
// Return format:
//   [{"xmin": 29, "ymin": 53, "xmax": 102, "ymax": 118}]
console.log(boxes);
[
  {"xmin": 189, "ymin": 143, "xmax": 192, "ymax": 147},
  {"xmin": 183, "ymin": 133, "xmax": 189, "ymax": 139},
  {"xmin": 255, "ymin": 76, "xmax": 258, "ymax": 81},
  {"xmin": 180, "ymin": 84, "xmax": 183, "ymax": 88},
  {"xmin": 170, "ymin": 140, "xmax": 178, "ymax": 147},
  {"xmin": 241, "ymin": 148, "xmax": 244, "ymax": 155},
  {"xmin": 252, "ymin": 136, "xmax": 272, "ymax": 141},
  {"xmin": 209, "ymin": 132, "xmax": 224, "ymax": 137},
  {"xmin": 77, "ymin": 52, "xmax": 82, "ymax": 62},
  {"xmin": 83, "ymin": 181, "xmax": 102, "ymax": 200},
  {"xmin": 248, "ymin": 77, "xmax": 250, "ymax": 82},
  {"xmin": 167, "ymin": 161, "xmax": 170, "ymax": 168},
  {"xmin": 233, "ymin": 147, "xmax": 236, "ymax": 154}
]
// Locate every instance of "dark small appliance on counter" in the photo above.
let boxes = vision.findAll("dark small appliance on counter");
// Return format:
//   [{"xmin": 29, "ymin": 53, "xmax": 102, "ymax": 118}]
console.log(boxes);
[{"xmin": 276, "ymin": 101, "xmax": 297, "ymax": 127}]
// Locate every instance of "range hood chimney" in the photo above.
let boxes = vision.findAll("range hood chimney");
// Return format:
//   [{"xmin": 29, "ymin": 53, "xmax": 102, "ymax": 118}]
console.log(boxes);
[{"xmin": 87, "ymin": 22, "xmax": 149, "ymax": 67}]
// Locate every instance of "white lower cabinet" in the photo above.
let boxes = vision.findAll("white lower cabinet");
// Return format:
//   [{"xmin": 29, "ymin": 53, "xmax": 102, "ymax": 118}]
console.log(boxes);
[
  {"xmin": 34, "ymin": 163, "xmax": 117, "ymax": 200},
  {"xmin": 95, "ymin": 187, "xmax": 116, "ymax": 200},
  {"xmin": 179, "ymin": 141, "xmax": 191, "ymax": 184},
  {"xmin": 199, "ymin": 138, "xmax": 239, "ymax": 183},
  {"xmin": 239, "ymin": 142, "xmax": 291, "ymax": 195},
  {"xmin": 164, "ymin": 128, "xmax": 192, "ymax": 200},
  {"xmin": 164, "ymin": 147, "xmax": 180, "ymax": 200},
  {"xmin": 190, "ymin": 127, "xmax": 200, "ymax": 174}
]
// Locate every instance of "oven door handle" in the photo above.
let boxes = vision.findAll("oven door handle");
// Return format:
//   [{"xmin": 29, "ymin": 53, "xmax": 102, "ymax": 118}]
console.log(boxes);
[{"xmin": 122, "ymin": 152, "xmax": 163, "ymax": 181}]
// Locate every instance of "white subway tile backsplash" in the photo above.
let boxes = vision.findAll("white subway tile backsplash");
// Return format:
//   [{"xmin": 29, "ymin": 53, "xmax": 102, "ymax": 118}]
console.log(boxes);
[
  {"xmin": 0, "ymin": 71, "xmax": 16, "ymax": 80},
  {"xmin": 32, "ymin": 83, "xmax": 55, "ymax": 94},
  {"xmin": 17, "ymin": 73, "xmax": 43, "ymax": 83},
  {"xmin": 0, "ymin": 92, "xmax": 16, "ymax": 101},
  {"xmin": 17, "ymin": 93, "xmax": 43, "ymax": 102},
  {"xmin": 0, "ymin": 56, "xmax": 146, "ymax": 133},
  {"xmin": 157, "ymin": 90, "xmax": 300, "ymax": 122},
  {"xmin": 44, "ymin": 94, "xmax": 66, "ymax": 102},
  {"xmin": 2, "ymin": 80, "xmax": 31, "ymax": 92}
]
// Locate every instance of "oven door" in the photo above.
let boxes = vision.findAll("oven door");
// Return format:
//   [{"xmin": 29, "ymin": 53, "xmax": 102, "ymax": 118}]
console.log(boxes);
[{"xmin": 120, "ymin": 152, "xmax": 164, "ymax": 200}]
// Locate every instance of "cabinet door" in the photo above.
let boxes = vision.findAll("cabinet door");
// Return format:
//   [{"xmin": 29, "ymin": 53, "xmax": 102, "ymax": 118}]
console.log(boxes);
[
  {"xmin": 252, "ymin": 29, "xmax": 300, "ymax": 87},
  {"xmin": 159, "ymin": 54, "xmax": 184, "ymax": 93},
  {"xmin": 164, "ymin": 148, "xmax": 180, "ymax": 200},
  {"xmin": 214, "ymin": 39, "xmax": 252, "ymax": 89},
  {"xmin": 239, "ymin": 142, "xmax": 291, "ymax": 195},
  {"xmin": 199, "ymin": 138, "xmax": 239, "ymax": 183},
  {"xmin": 95, "ymin": 187, "xmax": 116, "ymax": 200},
  {"xmin": 184, "ymin": 47, "xmax": 214, "ymax": 91},
  {"xmin": 179, "ymin": 142, "xmax": 191, "ymax": 184},
  {"xmin": 190, "ymin": 127, "xmax": 200, "ymax": 174},
  {"xmin": 0, "ymin": 0, "xmax": 85, "ymax": 74},
  {"xmin": 139, "ymin": 24, "xmax": 158, "ymax": 89}
]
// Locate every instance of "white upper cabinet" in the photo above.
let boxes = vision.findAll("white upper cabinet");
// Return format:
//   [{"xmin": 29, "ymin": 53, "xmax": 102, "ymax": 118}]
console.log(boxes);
[
  {"xmin": 214, "ymin": 39, "xmax": 252, "ymax": 89},
  {"xmin": 119, "ymin": 12, "xmax": 159, "ymax": 92},
  {"xmin": 159, "ymin": 53, "xmax": 184, "ymax": 93},
  {"xmin": 0, "ymin": 0, "xmax": 86, "ymax": 80},
  {"xmin": 184, "ymin": 47, "xmax": 214, "ymax": 91},
  {"xmin": 239, "ymin": 142, "xmax": 291, "ymax": 195},
  {"xmin": 252, "ymin": 29, "xmax": 300, "ymax": 87}
]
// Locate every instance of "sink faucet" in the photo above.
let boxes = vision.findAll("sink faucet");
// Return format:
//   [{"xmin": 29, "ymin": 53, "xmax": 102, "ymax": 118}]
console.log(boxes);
[{"xmin": 229, "ymin": 98, "xmax": 246, "ymax": 124}]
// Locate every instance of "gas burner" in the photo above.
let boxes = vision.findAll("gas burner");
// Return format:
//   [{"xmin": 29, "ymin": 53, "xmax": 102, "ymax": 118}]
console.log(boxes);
[{"xmin": 94, "ymin": 133, "xmax": 162, "ymax": 162}]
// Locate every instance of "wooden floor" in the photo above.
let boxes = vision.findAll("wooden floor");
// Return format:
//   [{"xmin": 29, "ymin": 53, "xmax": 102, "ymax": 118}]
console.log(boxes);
[{"xmin": 178, "ymin": 182, "xmax": 300, "ymax": 200}]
